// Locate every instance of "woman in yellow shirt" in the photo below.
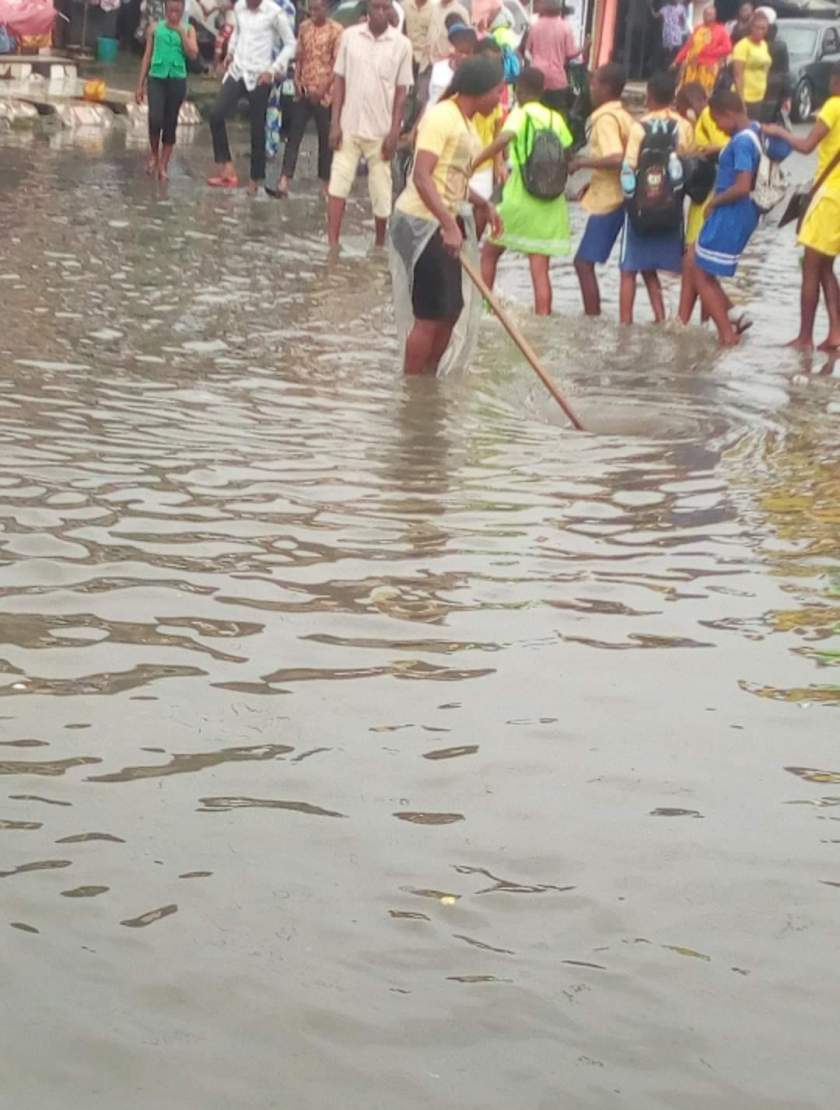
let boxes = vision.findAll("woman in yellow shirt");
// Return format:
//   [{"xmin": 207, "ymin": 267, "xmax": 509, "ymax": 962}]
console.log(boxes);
[
  {"xmin": 731, "ymin": 12, "xmax": 771, "ymax": 119},
  {"xmin": 764, "ymin": 65, "xmax": 840, "ymax": 351},
  {"xmin": 391, "ymin": 56, "xmax": 504, "ymax": 375}
]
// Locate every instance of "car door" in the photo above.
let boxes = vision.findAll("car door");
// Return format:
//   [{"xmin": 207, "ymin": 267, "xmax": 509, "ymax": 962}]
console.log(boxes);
[{"xmin": 814, "ymin": 24, "xmax": 840, "ymax": 107}]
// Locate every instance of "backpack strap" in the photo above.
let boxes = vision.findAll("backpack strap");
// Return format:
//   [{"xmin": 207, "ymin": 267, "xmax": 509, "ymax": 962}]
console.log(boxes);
[
  {"xmin": 515, "ymin": 108, "xmax": 536, "ymax": 170},
  {"xmin": 740, "ymin": 128, "xmax": 765, "ymax": 191},
  {"xmin": 741, "ymin": 127, "xmax": 765, "ymax": 159}
]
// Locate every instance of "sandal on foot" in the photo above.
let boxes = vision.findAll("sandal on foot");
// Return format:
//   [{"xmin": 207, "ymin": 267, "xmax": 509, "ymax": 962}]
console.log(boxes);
[
  {"xmin": 207, "ymin": 174, "xmax": 239, "ymax": 188},
  {"xmin": 730, "ymin": 312, "xmax": 753, "ymax": 335}
]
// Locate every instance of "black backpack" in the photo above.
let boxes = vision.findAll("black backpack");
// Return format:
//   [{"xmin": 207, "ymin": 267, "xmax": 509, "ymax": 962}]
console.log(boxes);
[
  {"xmin": 519, "ymin": 108, "xmax": 568, "ymax": 201},
  {"xmin": 628, "ymin": 119, "xmax": 683, "ymax": 234},
  {"xmin": 682, "ymin": 153, "xmax": 718, "ymax": 205}
]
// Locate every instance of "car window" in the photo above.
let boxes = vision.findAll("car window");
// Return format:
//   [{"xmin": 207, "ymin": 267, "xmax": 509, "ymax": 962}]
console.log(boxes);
[
  {"xmin": 777, "ymin": 25, "xmax": 818, "ymax": 57},
  {"xmin": 822, "ymin": 28, "xmax": 840, "ymax": 54}
]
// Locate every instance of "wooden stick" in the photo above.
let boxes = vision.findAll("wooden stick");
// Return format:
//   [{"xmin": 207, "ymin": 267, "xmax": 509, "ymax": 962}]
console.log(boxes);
[{"xmin": 460, "ymin": 253, "xmax": 584, "ymax": 432}]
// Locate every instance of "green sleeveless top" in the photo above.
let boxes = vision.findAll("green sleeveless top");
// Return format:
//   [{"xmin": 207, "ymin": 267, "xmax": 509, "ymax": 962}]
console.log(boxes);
[{"xmin": 149, "ymin": 21, "xmax": 187, "ymax": 80}]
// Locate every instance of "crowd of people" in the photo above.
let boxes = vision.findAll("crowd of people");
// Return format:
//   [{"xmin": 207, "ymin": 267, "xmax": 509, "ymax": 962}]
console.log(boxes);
[{"xmin": 131, "ymin": 0, "xmax": 840, "ymax": 372}]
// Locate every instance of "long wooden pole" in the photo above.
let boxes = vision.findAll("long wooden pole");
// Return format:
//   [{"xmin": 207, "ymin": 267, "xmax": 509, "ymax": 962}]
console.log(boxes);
[{"xmin": 460, "ymin": 253, "xmax": 584, "ymax": 432}]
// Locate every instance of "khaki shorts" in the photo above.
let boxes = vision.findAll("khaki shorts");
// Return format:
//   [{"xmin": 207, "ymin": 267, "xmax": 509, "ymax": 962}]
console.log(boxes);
[{"xmin": 328, "ymin": 134, "xmax": 392, "ymax": 219}]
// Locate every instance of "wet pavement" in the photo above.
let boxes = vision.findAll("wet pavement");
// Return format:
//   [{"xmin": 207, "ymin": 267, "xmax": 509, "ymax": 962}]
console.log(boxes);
[{"xmin": 1, "ymin": 126, "xmax": 839, "ymax": 1109}]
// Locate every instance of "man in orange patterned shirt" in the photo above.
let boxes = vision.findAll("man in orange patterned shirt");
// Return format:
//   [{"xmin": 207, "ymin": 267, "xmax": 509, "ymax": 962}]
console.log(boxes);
[{"xmin": 278, "ymin": 0, "xmax": 342, "ymax": 197}]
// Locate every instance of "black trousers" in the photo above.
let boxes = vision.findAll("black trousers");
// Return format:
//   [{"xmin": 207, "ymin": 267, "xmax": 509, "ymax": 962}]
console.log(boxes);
[
  {"xmin": 281, "ymin": 98, "xmax": 332, "ymax": 181},
  {"xmin": 148, "ymin": 76, "xmax": 187, "ymax": 147},
  {"xmin": 209, "ymin": 77, "xmax": 271, "ymax": 182}
]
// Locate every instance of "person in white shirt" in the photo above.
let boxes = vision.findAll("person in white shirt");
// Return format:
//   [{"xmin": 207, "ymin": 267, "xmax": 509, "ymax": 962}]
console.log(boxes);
[
  {"xmin": 207, "ymin": 0, "xmax": 296, "ymax": 194},
  {"xmin": 327, "ymin": 0, "xmax": 413, "ymax": 247}
]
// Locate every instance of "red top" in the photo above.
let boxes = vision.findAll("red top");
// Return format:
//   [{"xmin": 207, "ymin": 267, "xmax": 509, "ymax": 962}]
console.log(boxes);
[
  {"xmin": 528, "ymin": 15, "xmax": 579, "ymax": 91},
  {"xmin": 676, "ymin": 22, "xmax": 732, "ymax": 67}
]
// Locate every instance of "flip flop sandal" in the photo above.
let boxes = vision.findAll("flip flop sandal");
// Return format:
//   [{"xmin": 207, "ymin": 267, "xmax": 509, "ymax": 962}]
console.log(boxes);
[
  {"xmin": 207, "ymin": 175, "xmax": 239, "ymax": 188},
  {"xmin": 732, "ymin": 313, "xmax": 753, "ymax": 335}
]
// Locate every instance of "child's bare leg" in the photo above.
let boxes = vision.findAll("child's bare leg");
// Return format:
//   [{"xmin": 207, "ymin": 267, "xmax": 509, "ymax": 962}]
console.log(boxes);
[
  {"xmin": 528, "ymin": 254, "xmax": 552, "ymax": 316},
  {"xmin": 575, "ymin": 258, "xmax": 601, "ymax": 316},
  {"xmin": 481, "ymin": 241, "xmax": 505, "ymax": 292},
  {"xmin": 818, "ymin": 256, "xmax": 840, "ymax": 350},
  {"xmin": 787, "ymin": 246, "xmax": 822, "ymax": 349},
  {"xmin": 642, "ymin": 269, "xmax": 665, "ymax": 322},
  {"xmin": 695, "ymin": 268, "xmax": 739, "ymax": 346},
  {"xmin": 678, "ymin": 250, "xmax": 698, "ymax": 324},
  {"xmin": 619, "ymin": 270, "xmax": 636, "ymax": 325}
]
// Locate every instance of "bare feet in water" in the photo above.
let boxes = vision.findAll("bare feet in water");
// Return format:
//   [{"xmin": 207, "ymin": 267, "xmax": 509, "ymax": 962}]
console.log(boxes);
[{"xmin": 785, "ymin": 336, "xmax": 814, "ymax": 350}]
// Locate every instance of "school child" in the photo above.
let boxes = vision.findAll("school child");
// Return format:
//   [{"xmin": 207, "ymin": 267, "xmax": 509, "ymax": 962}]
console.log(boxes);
[
  {"xmin": 675, "ymin": 81, "xmax": 736, "ymax": 327},
  {"xmin": 690, "ymin": 88, "xmax": 766, "ymax": 346},
  {"xmin": 618, "ymin": 70, "xmax": 693, "ymax": 325},
  {"xmin": 569, "ymin": 64, "xmax": 634, "ymax": 317},
  {"xmin": 471, "ymin": 37, "xmax": 508, "ymax": 215},
  {"xmin": 676, "ymin": 82, "xmax": 728, "ymax": 246},
  {"xmin": 764, "ymin": 62, "xmax": 840, "ymax": 351},
  {"xmin": 478, "ymin": 65, "xmax": 574, "ymax": 315}
]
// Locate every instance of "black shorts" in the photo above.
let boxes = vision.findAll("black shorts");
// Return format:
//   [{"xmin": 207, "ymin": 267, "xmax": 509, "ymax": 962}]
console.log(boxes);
[{"xmin": 412, "ymin": 229, "xmax": 464, "ymax": 321}]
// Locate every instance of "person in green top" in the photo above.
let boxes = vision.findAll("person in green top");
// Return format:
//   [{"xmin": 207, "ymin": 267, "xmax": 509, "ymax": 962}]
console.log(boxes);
[
  {"xmin": 477, "ymin": 66, "xmax": 573, "ymax": 315},
  {"xmin": 136, "ymin": 0, "xmax": 198, "ymax": 181}
]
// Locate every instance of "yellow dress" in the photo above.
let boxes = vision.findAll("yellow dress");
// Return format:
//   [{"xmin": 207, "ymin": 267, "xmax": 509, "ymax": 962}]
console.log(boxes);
[
  {"xmin": 680, "ymin": 26, "xmax": 718, "ymax": 97},
  {"xmin": 686, "ymin": 107, "xmax": 730, "ymax": 245},
  {"xmin": 798, "ymin": 96, "xmax": 840, "ymax": 257}
]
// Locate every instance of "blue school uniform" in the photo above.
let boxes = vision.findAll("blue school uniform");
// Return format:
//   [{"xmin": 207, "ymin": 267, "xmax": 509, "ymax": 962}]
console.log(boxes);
[
  {"xmin": 575, "ymin": 206, "xmax": 625, "ymax": 265},
  {"xmin": 619, "ymin": 216, "xmax": 683, "ymax": 274},
  {"xmin": 695, "ymin": 126, "xmax": 762, "ymax": 278}
]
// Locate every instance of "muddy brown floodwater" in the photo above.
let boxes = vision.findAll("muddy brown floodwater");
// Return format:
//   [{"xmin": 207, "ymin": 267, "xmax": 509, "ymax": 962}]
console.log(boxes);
[{"xmin": 1, "ymin": 126, "xmax": 839, "ymax": 1109}]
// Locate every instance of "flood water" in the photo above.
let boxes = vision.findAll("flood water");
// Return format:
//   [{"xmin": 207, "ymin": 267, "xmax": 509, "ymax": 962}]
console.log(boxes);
[{"xmin": 1, "ymin": 124, "xmax": 839, "ymax": 1109}]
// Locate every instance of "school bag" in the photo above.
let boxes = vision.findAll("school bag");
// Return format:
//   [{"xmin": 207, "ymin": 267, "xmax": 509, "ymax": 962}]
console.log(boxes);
[
  {"xmin": 627, "ymin": 118, "xmax": 683, "ymax": 234},
  {"xmin": 743, "ymin": 129, "xmax": 789, "ymax": 214},
  {"xmin": 519, "ymin": 108, "xmax": 568, "ymax": 200},
  {"xmin": 492, "ymin": 26, "xmax": 521, "ymax": 84},
  {"xmin": 681, "ymin": 153, "xmax": 718, "ymax": 205}
]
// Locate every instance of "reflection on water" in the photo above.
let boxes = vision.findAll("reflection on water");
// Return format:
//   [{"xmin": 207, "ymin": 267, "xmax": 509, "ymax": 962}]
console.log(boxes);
[{"xmin": 1, "ymin": 129, "xmax": 839, "ymax": 1109}]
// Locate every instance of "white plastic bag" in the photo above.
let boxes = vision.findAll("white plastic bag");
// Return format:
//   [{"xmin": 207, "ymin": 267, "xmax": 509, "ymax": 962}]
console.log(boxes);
[{"xmin": 389, "ymin": 204, "xmax": 481, "ymax": 379}]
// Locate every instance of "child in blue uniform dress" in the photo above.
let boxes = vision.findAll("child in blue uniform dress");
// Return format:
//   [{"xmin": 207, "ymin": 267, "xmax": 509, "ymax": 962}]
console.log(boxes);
[{"xmin": 692, "ymin": 87, "xmax": 786, "ymax": 344}]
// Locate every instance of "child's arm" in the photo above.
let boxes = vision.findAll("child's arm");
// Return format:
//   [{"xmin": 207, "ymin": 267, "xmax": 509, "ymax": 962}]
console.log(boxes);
[
  {"xmin": 569, "ymin": 114, "xmax": 628, "ymax": 173},
  {"xmin": 706, "ymin": 169, "xmax": 752, "ymax": 211},
  {"xmin": 762, "ymin": 119, "xmax": 828, "ymax": 156},
  {"xmin": 473, "ymin": 128, "xmax": 514, "ymax": 172},
  {"xmin": 135, "ymin": 24, "xmax": 155, "ymax": 104}
]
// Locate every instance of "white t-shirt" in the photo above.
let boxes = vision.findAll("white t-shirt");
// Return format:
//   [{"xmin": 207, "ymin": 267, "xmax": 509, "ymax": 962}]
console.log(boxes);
[{"xmin": 427, "ymin": 57, "xmax": 456, "ymax": 107}]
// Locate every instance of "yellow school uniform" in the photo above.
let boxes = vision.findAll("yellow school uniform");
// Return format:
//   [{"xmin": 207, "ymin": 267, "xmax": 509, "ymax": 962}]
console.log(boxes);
[
  {"xmin": 732, "ymin": 37, "xmax": 771, "ymax": 107},
  {"xmin": 686, "ymin": 106, "xmax": 729, "ymax": 244},
  {"xmin": 582, "ymin": 99, "xmax": 634, "ymax": 215},
  {"xmin": 397, "ymin": 99, "xmax": 481, "ymax": 220},
  {"xmin": 798, "ymin": 96, "xmax": 840, "ymax": 257}
]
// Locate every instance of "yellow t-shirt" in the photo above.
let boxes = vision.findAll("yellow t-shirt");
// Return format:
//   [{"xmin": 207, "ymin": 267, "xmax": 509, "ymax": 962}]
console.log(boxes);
[
  {"xmin": 582, "ymin": 99, "xmax": 634, "ymax": 215},
  {"xmin": 815, "ymin": 95, "xmax": 840, "ymax": 199},
  {"xmin": 624, "ymin": 107, "xmax": 694, "ymax": 169},
  {"xmin": 473, "ymin": 104, "xmax": 503, "ymax": 150},
  {"xmin": 694, "ymin": 105, "xmax": 728, "ymax": 151},
  {"xmin": 732, "ymin": 37, "xmax": 771, "ymax": 104},
  {"xmin": 396, "ymin": 99, "xmax": 481, "ymax": 220}
]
